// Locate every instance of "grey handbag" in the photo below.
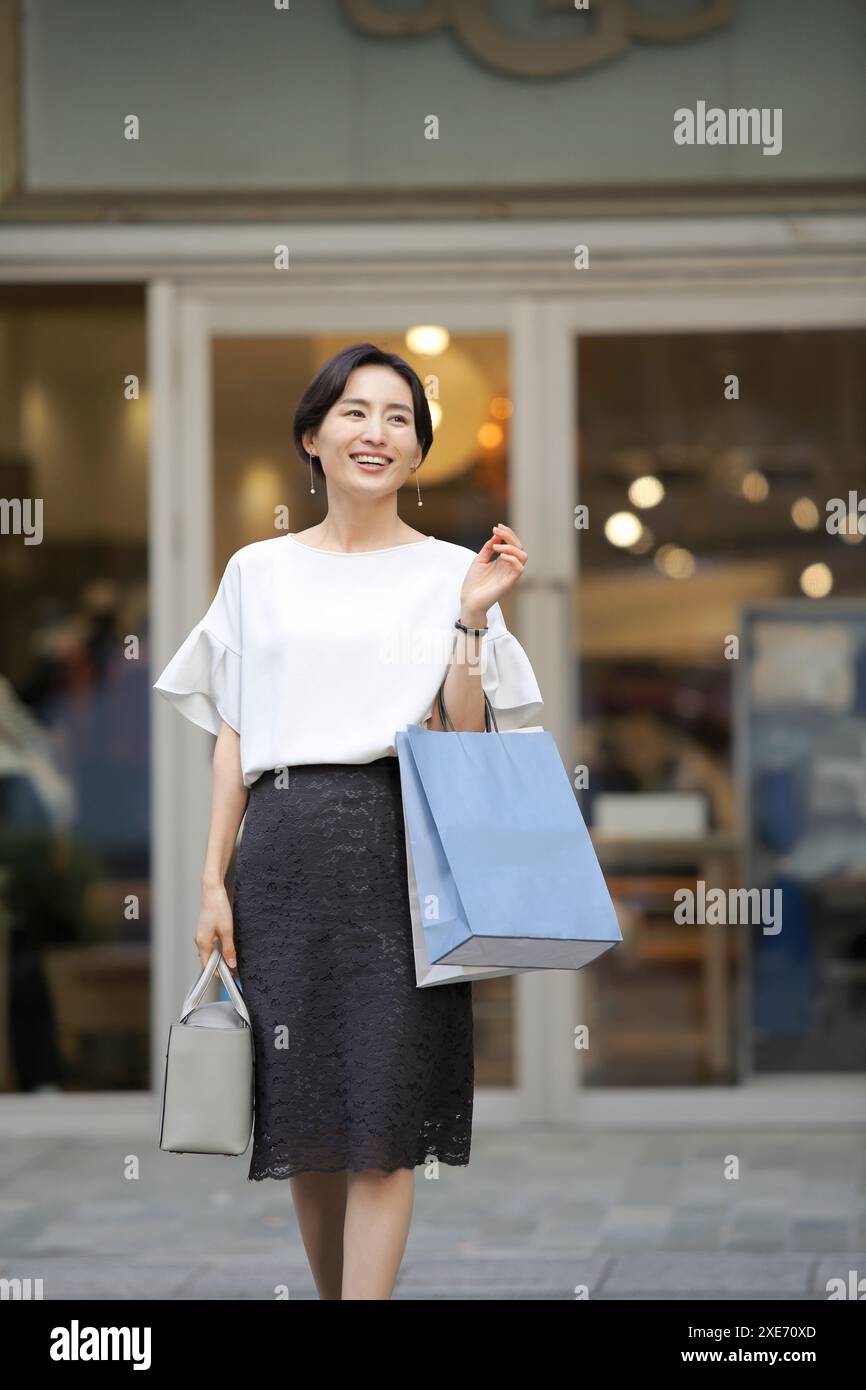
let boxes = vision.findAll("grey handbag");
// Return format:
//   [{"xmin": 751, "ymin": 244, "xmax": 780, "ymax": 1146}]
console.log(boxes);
[{"xmin": 158, "ymin": 946, "xmax": 254, "ymax": 1157}]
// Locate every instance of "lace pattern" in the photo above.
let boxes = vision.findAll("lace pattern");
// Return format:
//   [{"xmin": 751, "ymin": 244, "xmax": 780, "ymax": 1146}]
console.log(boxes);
[{"xmin": 231, "ymin": 757, "xmax": 474, "ymax": 1180}]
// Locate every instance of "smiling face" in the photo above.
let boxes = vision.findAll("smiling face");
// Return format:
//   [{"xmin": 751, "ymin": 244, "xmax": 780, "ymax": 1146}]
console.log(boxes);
[{"xmin": 303, "ymin": 364, "xmax": 423, "ymax": 493}]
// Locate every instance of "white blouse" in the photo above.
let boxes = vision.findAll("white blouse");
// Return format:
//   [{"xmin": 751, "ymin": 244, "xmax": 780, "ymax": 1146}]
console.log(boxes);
[{"xmin": 152, "ymin": 533, "xmax": 544, "ymax": 788}]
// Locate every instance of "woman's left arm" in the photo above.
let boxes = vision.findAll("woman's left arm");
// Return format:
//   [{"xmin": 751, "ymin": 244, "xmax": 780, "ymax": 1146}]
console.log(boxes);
[{"xmin": 427, "ymin": 522, "xmax": 528, "ymax": 733}]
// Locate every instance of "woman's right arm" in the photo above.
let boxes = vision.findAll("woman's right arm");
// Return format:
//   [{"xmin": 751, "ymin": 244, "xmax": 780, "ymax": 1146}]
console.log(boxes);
[{"xmin": 195, "ymin": 719, "xmax": 249, "ymax": 970}]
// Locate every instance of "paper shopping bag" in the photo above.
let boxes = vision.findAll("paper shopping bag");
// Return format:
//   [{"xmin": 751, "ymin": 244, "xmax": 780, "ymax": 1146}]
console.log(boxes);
[{"xmin": 395, "ymin": 723, "xmax": 621, "ymax": 987}]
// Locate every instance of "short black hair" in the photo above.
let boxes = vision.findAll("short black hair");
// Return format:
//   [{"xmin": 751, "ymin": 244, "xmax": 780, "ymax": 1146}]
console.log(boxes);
[{"xmin": 292, "ymin": 342, "xmax": 434, "ymax": 482}]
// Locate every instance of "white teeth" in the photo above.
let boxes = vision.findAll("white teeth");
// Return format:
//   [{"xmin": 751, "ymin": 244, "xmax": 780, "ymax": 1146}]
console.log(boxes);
[{"xmin": 353, "ymin": 454, "xmax": 389, "ymax": 464}]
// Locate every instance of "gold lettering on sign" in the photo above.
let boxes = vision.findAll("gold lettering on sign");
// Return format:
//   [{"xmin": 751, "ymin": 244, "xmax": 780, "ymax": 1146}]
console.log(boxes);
[{"xmin": 341, "ymin": 0, "xmax": 735, "ymax": 78}]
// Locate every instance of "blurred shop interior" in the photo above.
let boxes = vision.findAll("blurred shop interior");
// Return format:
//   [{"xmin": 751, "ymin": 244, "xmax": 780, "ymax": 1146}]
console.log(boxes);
[
  {"xmin": 1, "ymin": 286, "xmax": 865, "ymax": 1095},
  {"xmin": 576, "ymin": 330, "xmax": 866, "ymax": 1086},
  {"xmin": 0, "ymin": 284, "xmax": 149, "ymax": 1092}
]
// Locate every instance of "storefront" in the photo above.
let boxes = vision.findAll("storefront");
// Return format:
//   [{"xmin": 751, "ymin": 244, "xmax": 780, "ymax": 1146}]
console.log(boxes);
[{"xmin": 1, "ymin": 2, "xmax": 864, "ymax": 1124}]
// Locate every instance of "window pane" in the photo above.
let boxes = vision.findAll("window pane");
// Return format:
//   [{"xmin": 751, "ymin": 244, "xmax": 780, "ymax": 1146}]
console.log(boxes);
[
  {"xmin": 576, "ymin": 329, "xmax": 866, "ymax": 1084},
  {"xmin": 0, "ymin": 284, "xmax": 150, "ymax": 1092}
]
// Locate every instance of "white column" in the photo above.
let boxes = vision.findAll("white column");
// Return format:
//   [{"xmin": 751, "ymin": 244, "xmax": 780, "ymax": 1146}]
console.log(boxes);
[
  {"xmin": 149, "ymin": 284, "xmax": 216, "ymax": 1101},
  {"xmin": 511, "ymin": 297, "xmax": 581, "ymax": 1121}
]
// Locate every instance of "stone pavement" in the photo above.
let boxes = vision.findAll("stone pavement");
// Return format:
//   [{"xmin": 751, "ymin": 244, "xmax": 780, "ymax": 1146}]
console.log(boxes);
[{"xmin": 1, "ymin": 1098, "xmax": 864, "ymax": 1300}]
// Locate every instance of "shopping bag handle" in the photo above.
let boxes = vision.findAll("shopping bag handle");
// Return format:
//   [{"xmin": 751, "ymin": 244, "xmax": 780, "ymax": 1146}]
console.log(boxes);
[
  {"xmin": 436, "ymin": 676, "xmax": 500, "ymax": 734},
  {"xmin": 179, "ymin": 946, "xmax": 251, "ymax": 1027}
]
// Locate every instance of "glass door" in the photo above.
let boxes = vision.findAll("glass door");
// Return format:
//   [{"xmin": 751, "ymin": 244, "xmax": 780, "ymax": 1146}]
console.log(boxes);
[{"xmin": 210, "ymin": 327, "xmax": 519, "ymax": 1092}]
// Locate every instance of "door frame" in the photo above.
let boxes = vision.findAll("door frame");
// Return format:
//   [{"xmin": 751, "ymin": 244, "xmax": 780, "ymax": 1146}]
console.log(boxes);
[{"xmin": 149, "ymin": 284, "xmax": 569, "ymax": 1126}]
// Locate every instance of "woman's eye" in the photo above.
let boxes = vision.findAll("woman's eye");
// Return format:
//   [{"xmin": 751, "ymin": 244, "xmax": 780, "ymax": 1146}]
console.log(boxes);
[{"xmin": 346, "ymin": 409, "xmax": 409, "ymax": 423}]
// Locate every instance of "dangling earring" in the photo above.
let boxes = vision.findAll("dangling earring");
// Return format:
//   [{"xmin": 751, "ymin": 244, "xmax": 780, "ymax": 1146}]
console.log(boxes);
[
  {"xmin": 308, "ymin": 452, "xmax": 316, "ymax": 494},
  {"xmin": 413, "ymin": 465, "xmax": 422, "ymax": 507}
]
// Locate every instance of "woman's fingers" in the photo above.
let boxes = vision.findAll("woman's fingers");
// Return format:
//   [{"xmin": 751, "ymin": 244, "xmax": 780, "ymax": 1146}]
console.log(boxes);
[
  {"xmin": 193, "ymin": 922, "xmax": 236, "ymax": 971},
  {"xmin": 220, "ymin": 930, "xmax": 237, "ymax": 970},
  {"xmin": 493, "ymin": 523, "xmax": 527, "ymax": 560}
]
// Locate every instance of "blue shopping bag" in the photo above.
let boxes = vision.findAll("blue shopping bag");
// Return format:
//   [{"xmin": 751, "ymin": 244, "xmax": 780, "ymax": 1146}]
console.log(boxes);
[{"xmin": 395, "ymin": 722, "xmax": 622, "ymax": 987}]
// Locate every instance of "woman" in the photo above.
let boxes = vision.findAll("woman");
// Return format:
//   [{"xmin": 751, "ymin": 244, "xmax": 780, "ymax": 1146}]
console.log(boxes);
[{"xmin": 153, "ymin": 342, "xmax": 544, "ymax": 1299}]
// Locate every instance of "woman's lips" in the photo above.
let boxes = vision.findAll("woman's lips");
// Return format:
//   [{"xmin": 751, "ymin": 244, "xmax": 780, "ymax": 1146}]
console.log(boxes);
[{"xmin": 351, "ymin": 453, "xmax": 391, "ymax": 471}]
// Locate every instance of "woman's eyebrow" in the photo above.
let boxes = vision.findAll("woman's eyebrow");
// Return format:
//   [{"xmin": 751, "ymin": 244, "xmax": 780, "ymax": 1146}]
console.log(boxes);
[{"xmin": 340, "ymin": 397, "xmax": 413, "ymax": 412}]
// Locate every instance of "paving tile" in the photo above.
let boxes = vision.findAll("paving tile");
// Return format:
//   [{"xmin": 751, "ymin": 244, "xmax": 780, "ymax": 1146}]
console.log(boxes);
[
  {"xmin": 0, "ymin": 1258, "xmax": 199, "ymax": 1300},
  {"xmin": 396, "ymin": 1255, "xmax": 605, "ymax": 1293},
  {"xmin": 602, "ymin": 1253, "xmax": 813, "ymax": 1294},
  {"xmin": 178, "ymin": 1261, "xmax": 318, "ymax": 1300},
  {"xmin": 812, "ymin": 1254, "xmax": 866, "ymax": 1296}
]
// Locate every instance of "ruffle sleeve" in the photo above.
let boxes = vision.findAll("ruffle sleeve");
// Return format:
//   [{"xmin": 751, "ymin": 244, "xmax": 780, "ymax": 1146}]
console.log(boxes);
[
  {"xmin": 479, "ymin": 601, "xmax": 544, "ymax": 729},
  {"xmin": 421, "ymin": 600, "xmax": 544, "ymax": 731},
  {"xmin": 152, "ymin": 554, "xmax": 242, "ymax": 735}
]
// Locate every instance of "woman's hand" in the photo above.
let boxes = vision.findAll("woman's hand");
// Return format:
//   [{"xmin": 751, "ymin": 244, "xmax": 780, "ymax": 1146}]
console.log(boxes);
[
  {"xmin": 195, "ymin": 879, "xmax": 237, "ymax": 971},
  {"xmin": 459, "ymin": 522, "xmax": 528, "ymax": 622}
]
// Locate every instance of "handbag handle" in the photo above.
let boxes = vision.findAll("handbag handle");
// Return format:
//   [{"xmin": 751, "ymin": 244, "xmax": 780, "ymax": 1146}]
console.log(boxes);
[
  {"xmin": 180, "ymin": 946, "xmax": 251, "ymax": 1028},
  {"xmin": 435, "ymin": 676, "xmax": 500, "ymax": 734}
]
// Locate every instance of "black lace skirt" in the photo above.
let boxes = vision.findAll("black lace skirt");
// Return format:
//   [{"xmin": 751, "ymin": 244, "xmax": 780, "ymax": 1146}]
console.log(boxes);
[{"xmin": 231, "ymin": 756, "xmax": 474, "ymax": 1180}]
